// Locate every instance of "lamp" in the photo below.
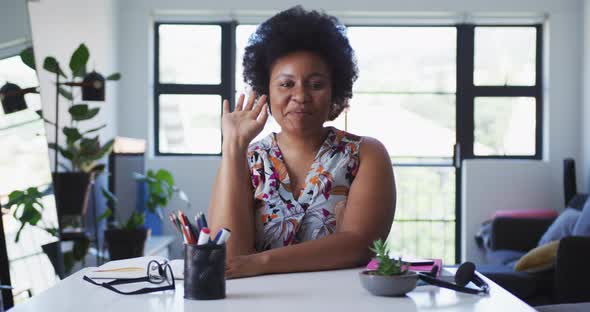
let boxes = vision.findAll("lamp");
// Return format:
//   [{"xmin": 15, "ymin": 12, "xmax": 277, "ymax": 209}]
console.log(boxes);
[
  {"xmin": 53, "ymin": 70, "xmax": 108, "ymax": 169},
  {"xmin": 62, "ymin": 71, "xmax": 106, "ymax": 102},
  {"xmin": 0, "ymin": 82, "xmax": 30, "ymax": 114},
  {"xmin": 82, "ymin": 71, "xmax": 105, "ymax": 101}
]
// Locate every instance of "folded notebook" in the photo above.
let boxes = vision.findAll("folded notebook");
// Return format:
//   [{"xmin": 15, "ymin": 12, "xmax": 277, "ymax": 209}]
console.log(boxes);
[
  {"xmin": 366, "ymin": 258, "xmax": 443, "ymax": 277},
  {"xmin": 86, "ymin": 256, "xmax": 185, "ymax": 280}
]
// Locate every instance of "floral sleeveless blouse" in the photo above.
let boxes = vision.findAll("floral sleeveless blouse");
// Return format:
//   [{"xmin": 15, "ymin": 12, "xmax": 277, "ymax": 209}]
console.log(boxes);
[{"xmin": 247, "ymin": 127, "xmax": 363, "ymax": 251}]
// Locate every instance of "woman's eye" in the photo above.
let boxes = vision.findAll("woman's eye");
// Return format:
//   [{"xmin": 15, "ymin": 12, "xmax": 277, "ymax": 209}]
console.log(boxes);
[
  {"xmin": 279, "ymin": 81, "xmax": 294, "ymax": 88},
  {"xmin": 310, "ymin": 82, "xmax": 325, "ymax": 90}
]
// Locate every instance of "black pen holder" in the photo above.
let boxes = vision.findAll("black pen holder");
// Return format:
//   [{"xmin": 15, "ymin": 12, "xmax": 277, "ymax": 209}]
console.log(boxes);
[{"xmin": 184, "ymin": 243, "xmax": 226, "ymax": 300}]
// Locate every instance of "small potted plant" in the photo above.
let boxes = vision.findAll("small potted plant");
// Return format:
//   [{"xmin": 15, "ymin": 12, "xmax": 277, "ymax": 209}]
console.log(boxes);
[
  {"xmin": 359, "ymin": 239, "xmax": 418, "ymax": 296},
  {"xmin": 100, "ymin": 168, "xmax": 189, "ymax": 260}
]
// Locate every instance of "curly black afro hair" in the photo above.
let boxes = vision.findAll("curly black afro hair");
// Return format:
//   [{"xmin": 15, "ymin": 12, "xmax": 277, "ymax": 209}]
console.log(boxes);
[{"xmin": 242, "ymin": 6, "xmax": 358, "ymax": 121}]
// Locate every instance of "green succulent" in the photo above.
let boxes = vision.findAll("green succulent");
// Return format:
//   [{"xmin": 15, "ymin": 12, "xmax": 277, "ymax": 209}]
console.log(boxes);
[{"xmin": 369, "ymin": 239, "xmax": 408, "ymax": 276}]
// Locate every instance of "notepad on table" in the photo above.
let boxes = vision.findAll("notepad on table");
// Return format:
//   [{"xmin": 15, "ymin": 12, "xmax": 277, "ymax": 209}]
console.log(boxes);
[
  {"xmin": 86, "ymin": 256, "xmax": 185, "ymax": 280},
  {"xmin": 366, "ymin": 257, "xmax": 443, "ymax": 277}
]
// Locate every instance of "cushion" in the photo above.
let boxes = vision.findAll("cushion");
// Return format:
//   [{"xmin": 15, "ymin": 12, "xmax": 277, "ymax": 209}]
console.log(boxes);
[
  {"xmin": 515, "ymin": 240, "xmax": 560, "ymax": 273},
  {"xmin": 567, "ymin": 194, "xmax": 589, "ymax": 211},
  {"xmin": 485, "ymin": 249, "xmax": 526, "ymax": 266},
  {"xmin": 572, "ymin": 198, "xmax": 590, "ymax": 236},
  {"xmin": 492, "ymin": 209, "xmax": 558, "ymax": 219},
  {"xmin": 538, "ymin": 208, "xmax": 581, "ymax": 246}
]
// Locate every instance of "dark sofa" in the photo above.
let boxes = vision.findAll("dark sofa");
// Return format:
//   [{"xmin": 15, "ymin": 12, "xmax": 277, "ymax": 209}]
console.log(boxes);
[{"xmin": 476, "ymin": 159, "xmax": 590, "ymax": 306}]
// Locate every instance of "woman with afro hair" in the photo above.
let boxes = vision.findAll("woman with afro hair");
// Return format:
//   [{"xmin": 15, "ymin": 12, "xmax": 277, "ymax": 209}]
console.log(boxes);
[{"xmin": 208, "ymin": 6, "xmax": 396, "ymax": 278}]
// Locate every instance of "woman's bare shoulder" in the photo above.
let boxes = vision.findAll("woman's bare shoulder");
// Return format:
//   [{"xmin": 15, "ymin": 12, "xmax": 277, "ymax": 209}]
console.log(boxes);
[{"xmin": 358, "ymin": 136, "xmax": 390, "ymax": 161}]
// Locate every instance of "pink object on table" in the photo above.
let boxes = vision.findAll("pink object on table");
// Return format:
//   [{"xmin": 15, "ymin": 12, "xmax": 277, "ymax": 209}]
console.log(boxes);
[
  {"xmin": 366, "ymin": 258, "xmax": 443, "ymax": 277},
  {"xmin": 491, "ymin": 209, "xmax": 558, "ymax": 219}
]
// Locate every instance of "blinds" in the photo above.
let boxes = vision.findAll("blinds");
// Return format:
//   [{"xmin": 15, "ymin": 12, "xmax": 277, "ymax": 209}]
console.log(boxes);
[{"xmin": 153, "ymin": 9, "xmax": 548, "ymax": 26}]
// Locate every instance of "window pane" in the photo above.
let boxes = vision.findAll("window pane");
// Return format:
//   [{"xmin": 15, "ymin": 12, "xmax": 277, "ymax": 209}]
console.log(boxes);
[
  {"xmin": 348, "ymin": 27, "xmax": 456, "ymax": 93},
  {"xmin": 235, "ymin": 25, "xmax": 258, "ymax": 95},
  {"xmin": 0, "ymin": 119, "xmax": 52, "ymax": 191},
  {"xmin": 474, "ymin": 97, "xmax": 536, "ymax": 155},
  {"xmin": 474, "ymin": 27, "xmax": 536, "ymax": 86},
  {"xmin": 158, "ymin": 94, "xmax": 221, "ymax": 154},
  {"xmin": 324, "ymin": 111, "xmax": 346, "ymax": 130},
  {"xmin": 387, "ymin": 166, "xmax": 456, "ymax": 264},
  {"xmin": 158, "ymin": 25, "xmax": 221, "ymax": 84},
  {"xmin": 347, "ymin": 94, "xmax": 455, "ymax": 158}
]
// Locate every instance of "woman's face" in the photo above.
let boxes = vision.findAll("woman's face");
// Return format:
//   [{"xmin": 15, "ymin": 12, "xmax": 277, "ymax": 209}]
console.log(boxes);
[{"xmin": 268, "ymin": 50, "xmax": 332, "ymax": 134}]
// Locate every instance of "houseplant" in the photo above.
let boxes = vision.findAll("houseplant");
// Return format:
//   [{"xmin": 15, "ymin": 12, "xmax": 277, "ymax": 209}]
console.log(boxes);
[
  {"xmin": 10, "ymin": 44, "xmax": 120, "ymax": 274},
  {"xmin": 359, "ymin": 239, "xmax": 418, "ymax": 296},
  {"xmin": 6, "ymin": 186, "xmax": 58, "ymax": 243},
  {"xmin": 40, "ymin": 43, "xmax": 120, "ymax": 228},
  {"xmin": 99, "ymin": 168, "xmax": 189, "ymax": 260},
  {"xmin": 5, "ymin": 186, "xmax": 67, "ymax": 277}
]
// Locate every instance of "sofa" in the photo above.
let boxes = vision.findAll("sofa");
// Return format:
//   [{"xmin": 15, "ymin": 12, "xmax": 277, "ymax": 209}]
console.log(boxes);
[{"xmin": 475, "ymin": 159, "xmax": 590, "ymax": 306}]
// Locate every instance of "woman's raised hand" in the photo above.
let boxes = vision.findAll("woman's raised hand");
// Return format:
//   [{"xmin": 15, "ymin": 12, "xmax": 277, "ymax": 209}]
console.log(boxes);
[{"xmin": 222, "ymin": 92, "xmax": 269, "ymax": 150}]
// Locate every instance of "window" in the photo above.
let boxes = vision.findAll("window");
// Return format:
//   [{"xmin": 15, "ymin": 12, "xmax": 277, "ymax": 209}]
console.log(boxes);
[
  {"xmin": 459, "ymin": 25, "xmax": 543, "ymax": 159},
  {"xmin": 346, "ymin": 26, "xmax": 458, "ymax": 263},
  {"xmin": 156, "ymin": 23, "xmax": 542, "ymax": 159},
  {"xmin": 154, "ymin": 21, "xmax": 543, "ymax": 264},
  {"xmin": 154, "ymin": 23, "xmax": 235, "ymax": 155}
]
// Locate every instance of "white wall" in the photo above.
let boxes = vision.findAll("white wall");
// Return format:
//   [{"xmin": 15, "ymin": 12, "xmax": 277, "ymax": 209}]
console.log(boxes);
[
  {"xmin": 28, "ymin": 0, "xmax": 118, "ymax": 167},
  {"xmin": 462, "ymin": 161, "xmax": 558, "ymax": 261}
]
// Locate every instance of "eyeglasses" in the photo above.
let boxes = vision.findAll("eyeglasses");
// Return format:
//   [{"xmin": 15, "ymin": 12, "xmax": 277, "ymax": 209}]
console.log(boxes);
[{"xmin": 83, "ymin": 260, "xmax": 175, "ymax": 295}]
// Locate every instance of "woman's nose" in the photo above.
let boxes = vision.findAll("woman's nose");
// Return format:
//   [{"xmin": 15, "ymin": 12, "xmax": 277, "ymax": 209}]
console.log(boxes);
[{"xmin": 291, "ymin": 84, "xmax": 309, "ymax": 102}]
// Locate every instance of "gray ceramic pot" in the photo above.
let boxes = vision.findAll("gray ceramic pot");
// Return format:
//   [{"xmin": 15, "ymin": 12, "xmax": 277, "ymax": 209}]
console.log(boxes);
[{"xmin": 359, "ymin": 270, "xmax": 418, "ymax": 296}]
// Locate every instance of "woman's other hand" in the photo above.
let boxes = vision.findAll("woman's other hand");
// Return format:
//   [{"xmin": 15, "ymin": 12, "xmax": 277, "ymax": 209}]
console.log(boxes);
[
  {"xmin": 222, "ymin": 92, "xmax": 269, "ymax": 149},
  {"xmin": 225, "ymin": 253, "xmax": 267, "ymax": 279}
]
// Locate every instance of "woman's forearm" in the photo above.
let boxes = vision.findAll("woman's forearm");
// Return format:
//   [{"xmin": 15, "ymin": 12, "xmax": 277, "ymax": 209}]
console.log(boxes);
[
  {"xmin": 257, "ymin": 231, "xmax": 374, "ymax": 274},
  {"xmin": 207, "ymin": 142, "xmax": 256, "ymax": 258}
]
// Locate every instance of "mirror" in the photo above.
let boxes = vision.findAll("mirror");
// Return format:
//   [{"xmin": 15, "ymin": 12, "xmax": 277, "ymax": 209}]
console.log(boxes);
[{"xmin": 0, "ymin": 0, "xmax": 60, "ymax": 309}]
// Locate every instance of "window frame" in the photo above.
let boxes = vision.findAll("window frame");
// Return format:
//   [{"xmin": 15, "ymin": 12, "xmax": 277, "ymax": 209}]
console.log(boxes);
[
  {"xmin": 154, "ymin": 21, "xmax": 236, "ymax": 156},
  {"xmin": 457, "ymin": 24, "xmax": 543, "ymax": 160},
  {"xmin": 153, "ymin": 21, "xmax": 543, "ymax": 264},
  {"xmin": 154, "ymin": 22, "xmax": 543, "ymax": 159}
]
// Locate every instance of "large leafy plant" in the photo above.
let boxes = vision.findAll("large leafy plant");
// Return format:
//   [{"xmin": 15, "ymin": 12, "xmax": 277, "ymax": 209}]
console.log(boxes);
[
  {"xmin": 29, "ymin": 43, "xmax": 121, "ymax": 173},
  {"xmin": 369, "ymin": 239, "xmax": 408, "ymax": 276},
  {"xmin": 99, "ymin": 169, "xmax": 189, "ymax": 230},
  {"xmin": 6, "ymin": 186, "xmax": 85, "ymax": 273},
  {"xmin": 6, "ymin": 187, "xmax": 58, "ymax": 243}
]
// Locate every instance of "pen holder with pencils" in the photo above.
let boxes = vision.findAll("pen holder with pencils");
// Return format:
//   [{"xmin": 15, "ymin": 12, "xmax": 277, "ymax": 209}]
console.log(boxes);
[{"xmin": 184, "ymin": 243, "xmax": 226, "ymax": 300}]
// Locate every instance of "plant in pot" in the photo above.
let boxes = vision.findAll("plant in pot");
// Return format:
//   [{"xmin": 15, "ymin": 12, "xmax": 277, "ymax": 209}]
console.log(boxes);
[
  {"xmin": 14, "ymin": 44, "xmax": 120, "ymax": 274},
  {"xmin": 5, "ymin": 185, "xmax": 98, "ymax": 276},
  {"xmin": 99, "ymin": 168, "xmax": 189, "ymax": 260},
  {"xmin": 40, "ymin": 43, "xmax": 120, "ymax": 232},
  {"xmin": 359, "ymin": 239, "xmax": 418, "ymax": 297}
]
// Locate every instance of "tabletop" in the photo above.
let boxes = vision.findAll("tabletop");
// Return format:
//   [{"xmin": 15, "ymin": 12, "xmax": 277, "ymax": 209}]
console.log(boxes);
[{"xmin": 10, "ymin": 266, "xmax": 535, "ymax": 312}]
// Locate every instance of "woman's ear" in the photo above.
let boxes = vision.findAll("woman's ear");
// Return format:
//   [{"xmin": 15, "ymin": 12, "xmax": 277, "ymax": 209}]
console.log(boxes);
[{"xmin": 266, "ymin": 96, "xmax": 272, "ymax": 115}]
